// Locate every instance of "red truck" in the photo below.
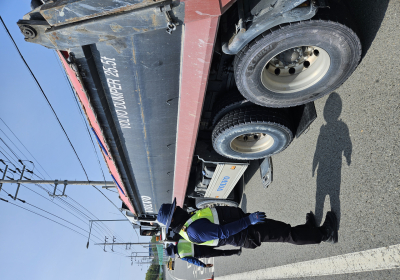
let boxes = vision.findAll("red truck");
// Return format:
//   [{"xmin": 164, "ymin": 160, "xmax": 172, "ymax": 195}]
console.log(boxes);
[{"xmin": 19, "ymin": 0, "xmax": 361, "ymax": 234}]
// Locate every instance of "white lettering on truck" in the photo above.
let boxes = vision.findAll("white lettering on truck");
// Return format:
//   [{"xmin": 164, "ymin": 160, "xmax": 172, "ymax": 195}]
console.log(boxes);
[
  {"xmin": 101, "ymin": 56, "xmax": 131, "ymax": 129},
  {"xmin": 141, "ymin": 196, "xmax": 154, "ymax": 213}
]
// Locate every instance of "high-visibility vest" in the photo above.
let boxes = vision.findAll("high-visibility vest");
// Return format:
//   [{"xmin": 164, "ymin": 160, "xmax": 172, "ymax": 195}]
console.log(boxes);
[
  {"xmin": 177, "ymin": 239, "xmax": 194, "ymax": 258},
  {"xmin": 178, "ymin": 207, "xmax": 220, "ymax": 246}
]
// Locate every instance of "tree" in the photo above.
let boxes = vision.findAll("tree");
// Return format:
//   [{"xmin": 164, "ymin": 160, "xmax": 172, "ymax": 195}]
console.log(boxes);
[{"xmin": 145, "ymin": 264, "xmax": 160, "ymax": 280}]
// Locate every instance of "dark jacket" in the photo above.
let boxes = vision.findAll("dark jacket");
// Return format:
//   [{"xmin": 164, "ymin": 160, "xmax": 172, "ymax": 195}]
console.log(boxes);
[{"xmin": 185, "ymin": 206, "xmax": 251, "ymax": 247}]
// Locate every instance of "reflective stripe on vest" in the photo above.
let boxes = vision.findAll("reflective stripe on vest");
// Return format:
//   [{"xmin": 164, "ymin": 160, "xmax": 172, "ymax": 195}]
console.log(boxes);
[
  {"xmin": 177, "ymin": 239, "xmax": 195, "ymax": 258},
  {"xmin": 179, "ymin": 207, "xmax": 220, "ymax": 246}
]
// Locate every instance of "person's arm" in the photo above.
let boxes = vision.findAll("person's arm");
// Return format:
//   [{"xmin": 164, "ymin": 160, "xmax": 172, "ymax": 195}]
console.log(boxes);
[
  {"xmin": 312, "ymin": 127, "xmax": 323, "ymax": 177},
  {"xmin": 181, "ymin": 257, "xmax": 207, "ymax": 267},
  {"xmin": 343, "ymin": 124, "xmax": 352, "ymax": 166}
]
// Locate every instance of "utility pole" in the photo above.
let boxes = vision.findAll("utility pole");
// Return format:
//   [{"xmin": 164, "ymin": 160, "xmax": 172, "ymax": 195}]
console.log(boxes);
[
  {"xmin": 103, "ymin": 237, "xmax": 109, "ymax": 252},
  {"xmin": 95, "ymin": 242, "xmax": 164, "ymax": 246},
  {"xmin": 86, "ymin": 219, "xmax": 129, "ymax": 248},
  {"xmin": 0, "ymin": 165, "xmax": 8, "ymax": 192},
  {"xmin": 0, "ymin": 179, "xmax": 115, "ymax": 198},
  {"xmin": 111, "ymin": 236, "xmax": 116, "ymax": 252},
  {"xmin": 0, "ymin": 179, "xmax": 115, "ymax": 186},
  {"xmin": 13, "ymin": 165, "xmax": 25, "ymax": 200},
  {"xmin": 128, "ymin": 251, "xmax": 152, "ymax": 265}
]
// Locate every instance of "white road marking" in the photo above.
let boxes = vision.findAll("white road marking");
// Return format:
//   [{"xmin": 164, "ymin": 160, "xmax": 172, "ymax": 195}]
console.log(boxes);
[{"xmin": 216, "ymin": 244, "xmax": 400, "ymax": 279}]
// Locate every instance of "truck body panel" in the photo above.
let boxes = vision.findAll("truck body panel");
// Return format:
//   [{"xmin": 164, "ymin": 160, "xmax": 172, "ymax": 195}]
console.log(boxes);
[{"xmin": 18, "ymin": 0, "xmax": 322, "ymax": 221}]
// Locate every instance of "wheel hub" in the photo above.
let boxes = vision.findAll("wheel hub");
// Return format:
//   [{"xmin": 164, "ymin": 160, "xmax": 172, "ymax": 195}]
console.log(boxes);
[
  {"xmin": 230, "ymin": 133, "xmax": 274, "ymax": 154},
  {"xmin": 261, "ymin": 46, "xmax": 331, "ymax": 94},
  {"xmin": 278, "ymin": 47, "xmax": 304, "ymax": 66}
]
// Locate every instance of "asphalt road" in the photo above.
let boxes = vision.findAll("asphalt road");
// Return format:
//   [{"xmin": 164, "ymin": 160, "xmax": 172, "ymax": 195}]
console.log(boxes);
[
  {"xmin": 215, "ymin": 0, "xmax": 400, "ymax": 279},
  {"xmin": 169, "ymin": 0, "xmax": 399, "ymax": 279},
  {"xmin": 167, "ymin": 258, "xmax": 215, "ymax": 280}
]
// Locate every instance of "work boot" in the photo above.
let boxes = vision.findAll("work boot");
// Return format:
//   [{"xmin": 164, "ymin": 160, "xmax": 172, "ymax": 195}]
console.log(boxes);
[
  {"xmin": 321, "ymin": 211, "xmax": 338, "ymax": 243},
  {"xmin": 305, "ymin": 211, "xmax": 317, "ymax": 227}
]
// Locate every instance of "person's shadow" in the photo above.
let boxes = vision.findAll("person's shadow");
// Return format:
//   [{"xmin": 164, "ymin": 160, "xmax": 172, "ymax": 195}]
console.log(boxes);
[{"xmin": 312, "ymin": 93, "xmax": 352, "ymax": 229}]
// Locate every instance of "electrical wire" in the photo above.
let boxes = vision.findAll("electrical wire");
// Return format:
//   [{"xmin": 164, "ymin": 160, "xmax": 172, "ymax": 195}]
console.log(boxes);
[
  {"xmin": 21, "ymin": 184, "xmax": 106, "ymax": 240},
  {"xmin": 30, "ymin": 175, "xmax": 119, "ymax": 239},
  {"xmin": 1, "ymin": 16, "xmax": 90, "ymax": 183},
  {"xmin": 1, "ymin": 17, "xmax": 132, "ymax": 245},
  {"xmin": 0, "ymin": 118, "xmax": 52, "ymax": 180},
  {"xmin": 0, "ymin": 146, "xmax": 18, "ymax": 166},
  {"xmin": 4, "ymin": 188, "xmax": 131, "ymax": 257},
  {"xmin": 52, "ymin": 51, "xmax": 107, "ymax": 184},
  {"xmin": 1, "ymin": 187, "xmax": 102, "ymax": 241},
  {"xmin": 50, "ymin": 51, "xmax": 129, "ymax": 238},
  {"xmin": 0, "ymin": 195, "xmax": 87, "ymax": 239},
  {"xmin": 0, "ymin": 138, "xmax": 19, "ymax": 159},
  {"xmin": 32, "ymin": 180, "xmax": 117, "ymax": 239},
  {"xmin": 0, "ymin": 111, "xmax": 121, "ymax": 237},
  {"xmin": 0, "ymin": 127, "xmax": 35, "ymax": 166},
  {"xmin": 1, "ymin": 167, "xmax": 126, "ymax": 250},
  {"xmin": 0, "ymin": 134, "xmax": 117, "ymax": 241}
]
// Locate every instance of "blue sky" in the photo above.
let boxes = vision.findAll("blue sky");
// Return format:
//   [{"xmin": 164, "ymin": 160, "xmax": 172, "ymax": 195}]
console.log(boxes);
[{"xmin": 0, "ymin": 2, "xmax": 151, "ymax": 279}]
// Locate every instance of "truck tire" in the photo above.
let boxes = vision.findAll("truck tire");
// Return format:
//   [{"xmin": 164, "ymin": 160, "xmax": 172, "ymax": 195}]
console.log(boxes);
[
  {"xmin": 212, "ymin": 90, "xmax": 250, "ymax": 126},
  {"xmin": 234, "ymin": 5, "xmax": 361, "ymax": 108},
  {"xmin": 212, "ymin": 106, "xmax": 293, "ymax": 160}
]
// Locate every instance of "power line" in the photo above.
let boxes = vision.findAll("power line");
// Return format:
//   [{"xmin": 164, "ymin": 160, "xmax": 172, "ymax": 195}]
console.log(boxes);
[
  {"xmin": 31, "ymin": 181, "xmax": 118, "ymax": 239},
  {"xmin": 0, "ymin": 160, "xmax": 125, "ymax": 244},
  {"xmin": 1, "ymin": 186, "xmax": 102, "ymax": 241},
  {"xmin": 52, "ymin": 51, "xmax": 107, "ymax": 184},
  {"xmin": 0, "ymin": 128, "xmax": 34, "ymax": 165},
  {"xmin": 0, "ymin": 195, "xmax": 87, "ymax": 239},
  {"xmin": 0, "ymin": 138, "xmax": 19, "ymax": 159},
  {"xmin": 0, "ymin": 118, "xmax": 52, "ymax": 180},
  {"xmin": 0, "ymin": 151, "xmax": 15, "ymax": 167},
  {"xmin": 0, "ymin": 115, "xmax": 115, "ymax": 237},
  {"xmin": 67, "ymin": 78, "xmax": 107, "ymax": 182},
  {"xmin": 2, "ymin": 184, "xmax": 130, "ymax": 256},
  {"xmin": 30, "ymin": 175, "xmax": 120, "ymax": 240},
  {"xmin": 1, "ymin": 187, "xmax": 131, "ymax": 257},
  {"xmin": 50, "ymin": 52, "xmax": 126, "ymax": 226},
  {"xmin": 0, "ymin": 16, "xmax": 90, "ymax": 182},
  {"xmin": 1, "ymin": 158, "xmax": 117, "ymax": 241},
  {"xmin": 0, "ymin": 146, "xmax": 19, "ymax": 165},
  {"xmin": 21, "ymin": 183, "xmax": 107, "ymax": 240},
  {"xmin": 0, "ymin": 17, "xmax": 131, "ymax": 244}
]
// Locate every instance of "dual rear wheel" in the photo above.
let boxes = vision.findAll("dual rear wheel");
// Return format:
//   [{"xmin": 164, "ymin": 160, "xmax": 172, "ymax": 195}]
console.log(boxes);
[
  {"xmin": 212, "ymin": 4, "xmax": 361, "ymax": 160},
  {"xmin": 212, "ymin": 106, "xmax": 293, "ymax": 160}
]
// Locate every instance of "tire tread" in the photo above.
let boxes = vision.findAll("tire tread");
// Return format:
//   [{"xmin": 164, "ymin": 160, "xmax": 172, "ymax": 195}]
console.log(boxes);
[
  {"xmin": 234, "ymin": 3, "xmax": 362, "ymax": 108},
  {"xmin": 212, "ymin": 106, "xmax": 293, "ymax": 159}
]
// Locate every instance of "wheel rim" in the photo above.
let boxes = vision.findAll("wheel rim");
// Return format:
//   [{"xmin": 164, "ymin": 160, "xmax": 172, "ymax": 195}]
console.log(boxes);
[
  {"xmin": 261, "ymin": 46, "xmax": 331, "ymax": 94},
  {"xmin": 230, "ymin": 133, "xmax": 274, "ymax": 154}
]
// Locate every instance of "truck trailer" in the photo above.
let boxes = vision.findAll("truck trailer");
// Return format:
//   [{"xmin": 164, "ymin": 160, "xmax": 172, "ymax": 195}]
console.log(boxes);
[{"xmin": 18, "ymin": 0, "xmax": 361, "ymax": 234}]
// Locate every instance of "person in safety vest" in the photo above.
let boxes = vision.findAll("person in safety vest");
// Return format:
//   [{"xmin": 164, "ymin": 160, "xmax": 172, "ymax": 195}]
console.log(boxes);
[
  {"xmin": 157, "ymin": 198, "xmax": 338, "ymax": 249},
  {"xmin": 165, "ymin": 239, "xmax": 241, "ymax": 268}
]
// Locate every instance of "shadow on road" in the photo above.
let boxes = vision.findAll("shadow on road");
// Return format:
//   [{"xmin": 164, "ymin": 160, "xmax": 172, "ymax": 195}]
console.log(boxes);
[
  {"xmin": 312, "ymin": 93, "xmax": 352, "ymax": 228},
  {"xmin": 345, "ymin": 0, "xmax": 390, "ymax": 58}
]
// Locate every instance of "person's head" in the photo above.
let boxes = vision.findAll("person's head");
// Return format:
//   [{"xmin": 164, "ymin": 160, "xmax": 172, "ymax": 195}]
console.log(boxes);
[
  {"xmin": 165, "ymin": 243, "xmax": 176, "ymax": 258},
  {"xmin": 156, "ymin": 198, "xmax": 177, "ymax": 229},
  {"xmin": 323, "ymin": 92, "xmax": 342, "ymax": 122}
]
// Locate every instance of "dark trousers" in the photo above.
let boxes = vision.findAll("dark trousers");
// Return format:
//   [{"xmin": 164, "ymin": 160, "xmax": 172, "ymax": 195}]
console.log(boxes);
[
  {"xmin": 195, "ymin": 246, "xmax": 240, "ymax": 258},
  {"xmin": 243, "ymin": 218, "xmax": 324, "ymax": 249}
]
